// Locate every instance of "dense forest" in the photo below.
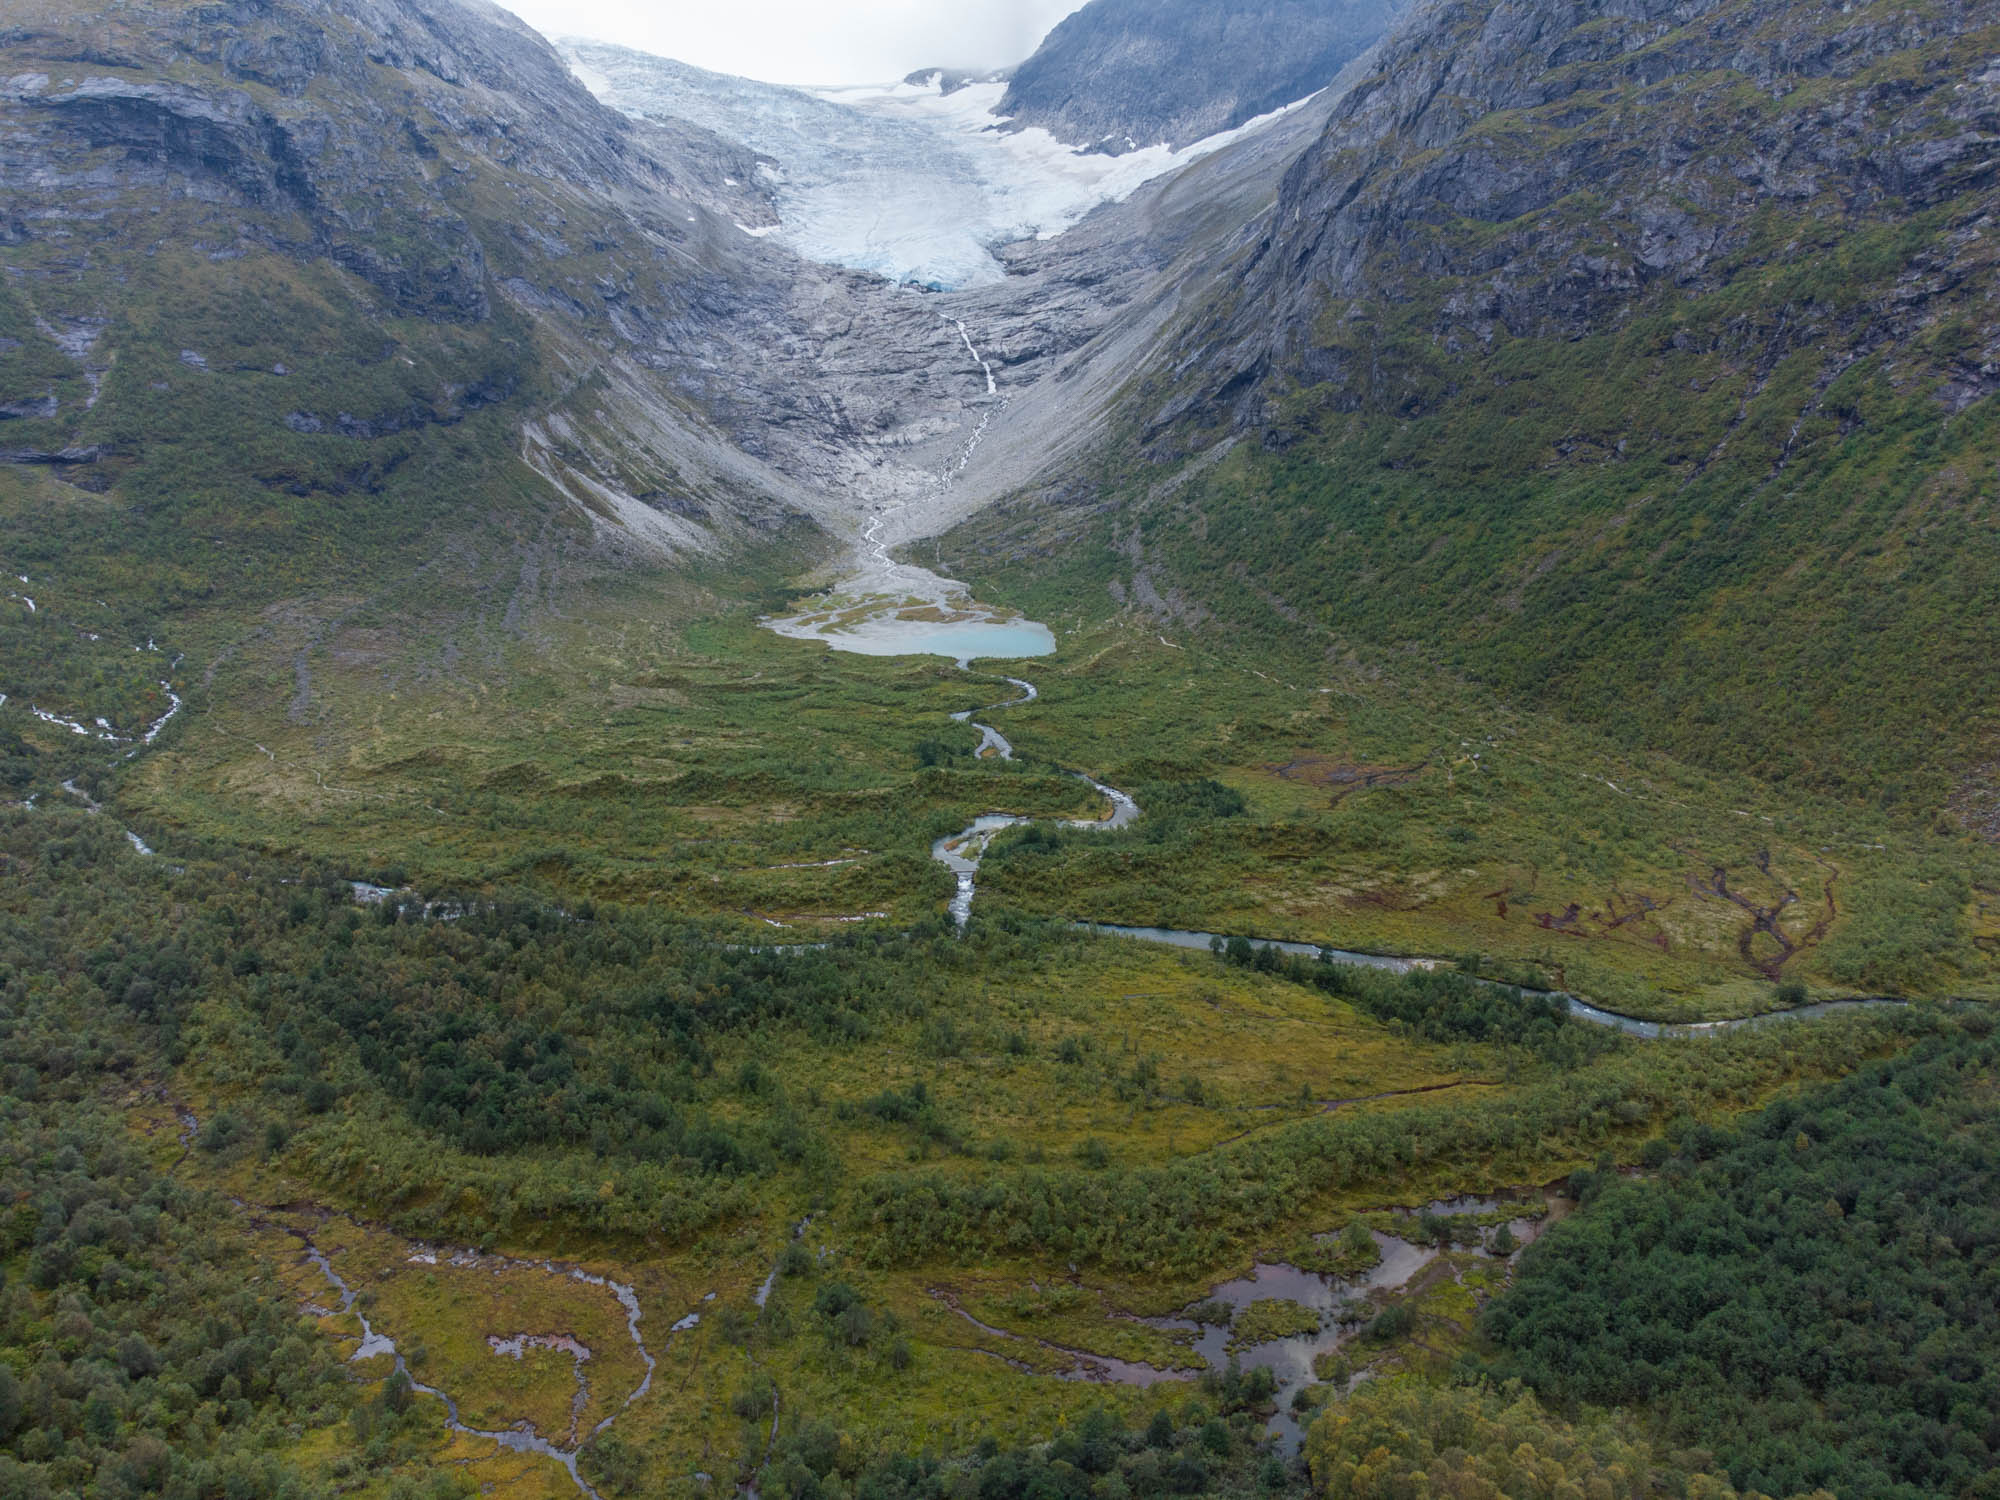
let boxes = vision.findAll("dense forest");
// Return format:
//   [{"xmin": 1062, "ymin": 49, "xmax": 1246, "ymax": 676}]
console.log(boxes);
[
  {"xmin": 8, "ymin": 790, "xmax": 1998, "ymax": 1500},
  {"xmin": 0, "ymin": 1095, "xmax": 348, "ymax": 1500},
  {"xmin": 0, "ymin": 804, "xmax": 1697, "ymax": 1259},
  {"xmin": 1304, "ymin": 1381, "xmax": 1791, "ymax": 1500},
  {"xmin": 854, "ymin": 1008, "xmax": 1904, "ymax": 1277},
  {"xmin": 1483, "ymin": 1025, "xmax": 2000, "ymax": 1500},
  {"xmin": 1215, "ymin": 943, "xmax": 1620, "ymax": 1069},
  {"xmin": 760, "ymin": 1379, "xmax": 1771, "ymax": 1500}
]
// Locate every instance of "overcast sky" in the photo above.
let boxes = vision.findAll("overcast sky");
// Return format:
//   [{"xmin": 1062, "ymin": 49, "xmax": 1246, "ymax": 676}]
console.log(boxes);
[{"xmin": 498, "ymin": 0, "xmax": 1087, "ymax": 86}]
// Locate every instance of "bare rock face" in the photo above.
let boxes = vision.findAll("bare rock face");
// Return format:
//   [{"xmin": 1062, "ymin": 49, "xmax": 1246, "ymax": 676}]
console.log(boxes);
[
  {"xmin": 0, "ymin": 0, "xmax": 1078, "ymax": 555},
  {"xmin": 1174, "ymin": 0, "xmax": 2000, "ymax": 430},
  {"xmin": 0, "ymin": 0, "xmax": 1358, "ymax": 589},
  {"xmin": 0, "ymin": 0, "xmax": 667, "ymax": 323},
  {"xmin": 998, "ymin": 0, "xmax": 1402, "ymax": 152}
]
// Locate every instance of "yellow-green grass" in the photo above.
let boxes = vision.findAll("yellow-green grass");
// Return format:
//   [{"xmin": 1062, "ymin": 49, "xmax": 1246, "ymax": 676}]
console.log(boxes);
[
  {"xmin": 367, "ymin": 1254, "xmax": 650, "ymax": 1439},
  {"xmin": 1371, "ymin": 1252, "xmax": 1511, "ymax": 1381},
  {"xmin": 1229, "ymin": 1299, "xmax": 1322, "ymax": 1352},
  {"xmin": 964, "ymin": 623, "xmax": 1996, "ymax": 1012},
  {"xmin": 170, "ymin": 1005, "xmax": 1909, "ymax": 1500},
  {"xmin": 942, "ymin": 1273, "xmax": 1205, "ymax": 1372},
  {"xmin": 106, "ymin": 554, "xmax": 1998, "ymax": 1012},
  {"xmin": 123, "ymin": 593, "xmax": 1096, "ymax": 928},
  {"xmin": 187, "ymin": 1142, "xmax": 1176, "ymax": 1495},
  {"xmin": 709, "ymin": 939, "xmax": 1468, "ymax": 1175},
  {"xmin": 76, "ymin": 539, "xmax": 1995, "ymax": 1497},
  {"xmin": 435, "ymin": 1434, "xmax": 585, "ymax": 1500}
]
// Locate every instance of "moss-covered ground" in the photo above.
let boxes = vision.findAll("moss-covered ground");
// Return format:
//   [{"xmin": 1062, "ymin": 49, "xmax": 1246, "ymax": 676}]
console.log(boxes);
[
  {"xmin": 9, "ymin": 521, "xmax": 1985, "ymax": 1500},
  {"xmin": 93, "ymin": 557, "xmax": 1999, "ymax": 1015}
]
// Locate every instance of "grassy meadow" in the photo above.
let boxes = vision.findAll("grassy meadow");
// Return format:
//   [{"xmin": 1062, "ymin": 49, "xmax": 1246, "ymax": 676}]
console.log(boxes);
[{"xmin": 4, "ymin": 510, "xmax": 1993, "ymax": 1499}]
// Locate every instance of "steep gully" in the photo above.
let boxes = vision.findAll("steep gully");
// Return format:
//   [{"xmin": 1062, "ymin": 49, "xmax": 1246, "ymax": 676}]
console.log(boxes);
[{"xmin": 763, "ymin": 315, "xmax": 1053, "ymax": 662}]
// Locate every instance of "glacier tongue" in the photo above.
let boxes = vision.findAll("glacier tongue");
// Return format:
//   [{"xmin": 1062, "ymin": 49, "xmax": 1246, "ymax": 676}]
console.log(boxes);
[{"xmin": 564, "ymin": 44, "xmax": 1313, "ymax": 290}]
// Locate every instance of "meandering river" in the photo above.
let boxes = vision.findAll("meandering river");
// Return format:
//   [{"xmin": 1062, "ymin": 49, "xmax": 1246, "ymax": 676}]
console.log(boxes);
[
  {"xmin": 929, "ymin": 672, "xmax": 1140, "ymax": 926},
  {"xmin": 760, "ymin": 599, "xmax": 1900, "ymax": 1038},
  {"xmin": 279, "ymin": 1211, "xmax": 671, "ymax": 1500}
]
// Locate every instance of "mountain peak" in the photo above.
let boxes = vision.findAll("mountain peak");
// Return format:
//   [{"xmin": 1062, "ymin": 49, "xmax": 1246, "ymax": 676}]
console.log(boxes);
[
  {"xmin": 901, "ymin": 66, "xmax": 1013, "ymax": 96},
  {"xmin": 998, "ymin": 0, "xmax": 1405, "ymax": 152}
]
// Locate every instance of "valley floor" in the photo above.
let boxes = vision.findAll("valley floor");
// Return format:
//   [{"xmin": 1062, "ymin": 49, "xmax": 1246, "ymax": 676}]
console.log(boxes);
[{"xmin": 5, "ymin": 546, "xmax": 1993, "ymax": 1500}]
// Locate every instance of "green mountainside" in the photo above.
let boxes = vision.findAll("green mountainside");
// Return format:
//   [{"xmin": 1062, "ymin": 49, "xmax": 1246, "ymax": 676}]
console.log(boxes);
[
  {"xmin": 953, "ymin": 0, "xmax": 2000, "ymax": 815},
  {"xmin": 0, "ymin": 0, "xmax": 863, "ymax": 789}
]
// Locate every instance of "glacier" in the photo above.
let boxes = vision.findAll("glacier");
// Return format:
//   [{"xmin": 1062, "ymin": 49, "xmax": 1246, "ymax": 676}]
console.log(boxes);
[{"xmin": 564, "ymin": 43, "xmax": 1315, "ymax": 290}]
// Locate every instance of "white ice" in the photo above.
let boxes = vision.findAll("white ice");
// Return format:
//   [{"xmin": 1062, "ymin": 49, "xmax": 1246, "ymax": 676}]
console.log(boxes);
[{"xmin": 566, "ymin": 48, "xmax": 1317, "ymax": 290}]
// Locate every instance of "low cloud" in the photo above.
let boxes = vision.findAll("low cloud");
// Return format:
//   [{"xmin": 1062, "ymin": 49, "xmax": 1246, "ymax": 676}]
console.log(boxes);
[{"xmin": 500, "ymin": 0, "xmax": 1085, "ymax": 85}]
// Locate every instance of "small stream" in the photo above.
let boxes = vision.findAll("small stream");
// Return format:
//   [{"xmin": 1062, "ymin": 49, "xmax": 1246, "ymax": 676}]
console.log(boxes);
[
  {"xmin": 931, "ymin": 670, "xmax": 1140, "ymax": 928},
  {"xmin": 305, "ymin": 1238, "xmax": 602, "ymax": 1494},
  {"xmin": 1167, "ymin": 1198, "xmax": 1567, "ymax": 1452},
  {"xmin": 1080, "ymin": 923, "xmax": 1434, "ymax": 974},
  {"xmin": 925, "ymin": 688, "xmax": 1894, "ymax": 1038},
  {"xmin": 57, "ymin": 777, "xmax": 158, "ymax": 857},
  {"xmin": 13, "ymin": 619, "xmax": 182, "ymax": 842},
  {"xmin": 1075, "ymin": 922, "xmax": 1905, "ymax": 1037},
  {"xmin": 1564, "ymin": 994, "xmax": 1905, "ymax": 1038},
  {"xmin": 767, "ymin": 639, "xmax": 1898, "ymax": 1039},
  {"xmin": 488, "ymin": 1334, "xmax": 593, "ymax": 1446},
  {"xmin": 286, "ymin": 1221, "xmax": 676, "ymax": 1499},
  {"xmin": 937, "ymin": 1192, "xmax": 1566, "ymax": 1455},
  {"xmin": 753, "ymin": 1216, "xmax": 818, "ymax": 1308}
]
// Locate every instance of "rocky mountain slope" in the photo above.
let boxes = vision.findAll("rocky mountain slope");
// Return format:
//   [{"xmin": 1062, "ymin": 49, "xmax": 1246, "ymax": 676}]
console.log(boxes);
[
  {"xmin": 954, "ymin": 0, "xmax": 2000, "ymax": 818},
  {"xmin": 2, "ymin": 0, "xmax": 747, "ymax": 546},
  {"xmin": 1197, "ymin": 0, "xmax": 1999, "ymax": 420},
  {"xmin": 13, "ymin": 0, "xmax": 1995, "ymax": 834},
  {"xmin": 0, "ymin": 0, "xmax": 1125, "ymax": 754},
  {"xmin": 998, "ymin": 0, "xmax": 1402, "ymax": 151},
  {"xmin": 0, "ymin": 0, "xmax": 1377, "ymax": 796}
]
